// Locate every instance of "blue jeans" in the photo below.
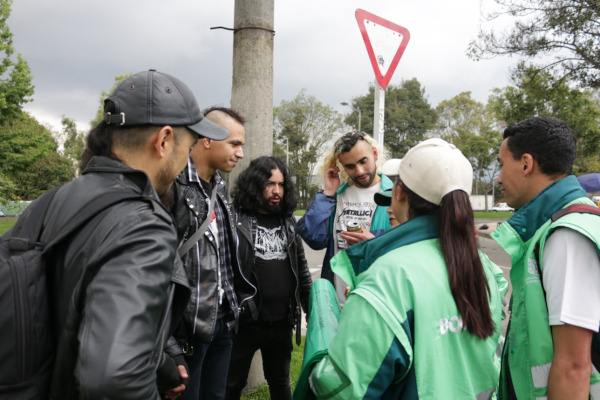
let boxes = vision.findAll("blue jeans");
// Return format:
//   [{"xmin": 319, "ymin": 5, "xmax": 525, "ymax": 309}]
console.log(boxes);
[
  {"xmin": 224, "ymin": 320, "xmax": 293, "ymax": 400},
  {"xmin": 181, "ymin": 318, "xmax": 234, "ymax": 400}
]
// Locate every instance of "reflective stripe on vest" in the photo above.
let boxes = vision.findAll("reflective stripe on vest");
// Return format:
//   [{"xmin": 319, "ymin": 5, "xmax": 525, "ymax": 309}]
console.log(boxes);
[
  {"xmin": 533, "ymin": 363, "xmax": 600, "ymax": 399},
  {"xmin": 531, "ymin": 362, "xmax": 552, "ymax": 388},
  {"xmin": 476, "ymin": 388, "xmax": 495, "ymax": 400}
]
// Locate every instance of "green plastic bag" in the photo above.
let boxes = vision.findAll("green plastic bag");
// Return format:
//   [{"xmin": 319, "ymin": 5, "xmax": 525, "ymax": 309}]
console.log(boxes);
[{"xmin": 293, "ymin": 279, "xmax": 340, "ymax": 400}]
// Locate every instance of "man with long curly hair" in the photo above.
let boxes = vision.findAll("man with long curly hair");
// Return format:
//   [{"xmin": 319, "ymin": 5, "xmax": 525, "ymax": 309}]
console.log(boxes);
[
  {"xmin": 297, "ymin": 131, "xmax": 392, "ymax": 304},
  {"xmin": 225, "ymin": 156, "xmax": 312, "ymax": 400}
]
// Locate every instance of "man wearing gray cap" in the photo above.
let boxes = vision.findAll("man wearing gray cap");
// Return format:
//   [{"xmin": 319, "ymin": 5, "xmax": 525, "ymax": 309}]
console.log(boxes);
[{"xmin": 16, "ymin": 69, "xmax": 229, "ymax": 399}]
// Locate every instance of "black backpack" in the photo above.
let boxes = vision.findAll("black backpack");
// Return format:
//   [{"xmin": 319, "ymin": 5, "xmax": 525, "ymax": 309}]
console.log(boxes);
[{"xmin": 0, "ymin": 186, "xmax": 145, "ymax": 399}]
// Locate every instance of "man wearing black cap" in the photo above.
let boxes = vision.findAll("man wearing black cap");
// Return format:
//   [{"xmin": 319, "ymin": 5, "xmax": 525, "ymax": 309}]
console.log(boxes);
[
  {"xmin": 172, "ymin": 107, "xmax": 246, "ymax": 400},
  {"xmin": 19, "ymin": 69, "xmax": 229, "ymax": 399}
]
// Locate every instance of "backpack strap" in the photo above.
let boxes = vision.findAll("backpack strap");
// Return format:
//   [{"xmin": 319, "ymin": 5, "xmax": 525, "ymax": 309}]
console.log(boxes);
[
  {"xmin": 9, "ymin": 186, "xmax": 62, "ymax": 242},
  {"xmin": 177, "ymin": 188, "xmax": 218, "ymax": 257},
  {"xmin": 535, "ymin": 203, "xmax": 600, "ymax": 267},
  {"xmin": 551, "ymin": 204, "xmax": 600, "ymax": 222},
  {"xmin": 42, "ymin": 189, "xmax": 150, "ymax": 252}
]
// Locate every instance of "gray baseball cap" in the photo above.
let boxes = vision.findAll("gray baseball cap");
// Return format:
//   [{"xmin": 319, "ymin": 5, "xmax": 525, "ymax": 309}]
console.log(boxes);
[{"xmin": 103, "ymin": 69, "xmax": 229, "ymax": 140}]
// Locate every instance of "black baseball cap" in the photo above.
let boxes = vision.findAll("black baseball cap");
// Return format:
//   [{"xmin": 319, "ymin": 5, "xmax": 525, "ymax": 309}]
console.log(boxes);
[
  {"xmin": 103, "ymin": 69, "xmax": 229, "ymax": 140},
  {"xmin": 374, "ymin": 188, "xmax": 392, "ymax": 207}
]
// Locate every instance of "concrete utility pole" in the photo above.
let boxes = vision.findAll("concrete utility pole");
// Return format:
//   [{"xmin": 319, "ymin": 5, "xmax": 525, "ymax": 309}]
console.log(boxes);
[
  {"xmin": 229, "ymin": 0, "xmax": 274, "ymax": 187},
  {"xmin": 229, "ymin": 0, "xmax": 274, "ymax": 391}
]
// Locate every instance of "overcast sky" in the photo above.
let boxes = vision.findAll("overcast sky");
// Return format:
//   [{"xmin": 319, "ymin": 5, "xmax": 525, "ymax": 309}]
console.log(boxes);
[{"xmin": 10, "ymin": 0, "xmax": 515, "ymax": 132}]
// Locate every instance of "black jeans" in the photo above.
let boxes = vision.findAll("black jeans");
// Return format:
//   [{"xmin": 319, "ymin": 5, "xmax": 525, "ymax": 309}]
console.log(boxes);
[
  {"xmin": 181, "ymin": 317, "xmax": 234, "ymax": 400},
  {"xmin": 225, "ymin": 320, "xmax": 293, "ymax": 400}
]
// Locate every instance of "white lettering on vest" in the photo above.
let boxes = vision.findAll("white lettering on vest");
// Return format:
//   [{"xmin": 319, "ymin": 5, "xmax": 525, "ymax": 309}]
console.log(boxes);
[{"xmin": 440, "ymin": 316, "xmax": 463, "ymax": 335}]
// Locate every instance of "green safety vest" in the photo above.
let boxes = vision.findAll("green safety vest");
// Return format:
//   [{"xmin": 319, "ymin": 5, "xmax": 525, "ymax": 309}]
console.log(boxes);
[
  {"xmin": 307, "ymin": 215, "xmax": 507, "ymax": 399},
  {"xmin": 492, "ymin": 175, "xmax": 600, "ymax": 399}
]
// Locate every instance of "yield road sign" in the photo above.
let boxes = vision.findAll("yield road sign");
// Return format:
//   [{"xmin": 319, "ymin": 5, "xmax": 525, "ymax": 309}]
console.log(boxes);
[{"xmin": 355, "ymin": 9, "xmax": 410, "ymax": 90}]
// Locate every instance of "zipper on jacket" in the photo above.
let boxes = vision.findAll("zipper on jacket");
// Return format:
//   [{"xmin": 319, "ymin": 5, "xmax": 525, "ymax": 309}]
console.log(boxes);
[
  {"xmin": 193, "ymin": 240, "xmax": 201, "ymax": 335},
  {"xmin": 154, "ymin": 326, "xmax": 167, "ymax": 373},
  {"xmin": 288, "ymin": 232, "xmax": 301, "ymax": 326},
  {"xmin": 235, "ymin": 212, "xmax": 258, "ymax": 311}
]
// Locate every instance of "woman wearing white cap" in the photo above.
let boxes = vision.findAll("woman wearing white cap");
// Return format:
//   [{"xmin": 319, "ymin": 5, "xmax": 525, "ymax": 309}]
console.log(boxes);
[{"xmin": 304, "ymin": 138, "xmax": 507, "ymax": 399}]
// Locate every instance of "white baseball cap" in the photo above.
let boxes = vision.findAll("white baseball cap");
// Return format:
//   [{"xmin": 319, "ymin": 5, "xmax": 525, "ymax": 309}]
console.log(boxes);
[{"xmin": 384, "ymin": 138, "xmax": 473, "ymax": 205}]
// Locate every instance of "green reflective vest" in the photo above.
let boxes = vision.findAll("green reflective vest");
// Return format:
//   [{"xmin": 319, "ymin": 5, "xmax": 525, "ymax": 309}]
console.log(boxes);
[
  {"xmin": 492, "ymin": 175, "xmax": 600, "ymax": 399},
  {"xmin": 308, "ymin": 215, "xmax": 507, "ymax": 399}
]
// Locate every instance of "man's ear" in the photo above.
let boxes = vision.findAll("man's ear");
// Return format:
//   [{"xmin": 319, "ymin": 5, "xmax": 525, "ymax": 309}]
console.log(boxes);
[
  {"xmin": 201, "ymin": 137, "xmax": 212, "ymax": 149},
  {"xmin": 372, "ymin": 146, "xmax": 378, "ymax": 162},
  {"xmin": 153, "ymin": 126, "xmax": 174, "ymax": 158},
  {"xmin": 522, "ymin": 153, "xmax": 535, "ymax": 176}
]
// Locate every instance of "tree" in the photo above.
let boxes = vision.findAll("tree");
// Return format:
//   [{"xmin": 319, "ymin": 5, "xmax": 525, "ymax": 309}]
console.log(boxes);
[
  {"xmin": 488, "ymin": 66, "xmax": 600, "ymax": 167},
  {"xmin": 0, "ymin": 114, "xmax": 73, "ymax": 199},
  {"xmin": 273, "ymin": 90, "xmax": 345, "ymax": 208},
  {"xmin": 0, "ymin": 0, "xmax": 34, "ymax": 126},
  {"xmin": 90, "ymin": 73, "xmax": 131, "ymax": 127},
  {"xmin": 58, "ymin": 116, "xmax": 86, "ymax": 177},
  {"xmin": 349, "ymin": 79, "xmax": 438, "ymax": 157},
  {"xmin": 469, "ymin": 0, "xmax": 600, "ymax": 88},
  {"xmin": 0, "ymin": 172, "xmax": 15, "ymax": 203},
  {"xmin": 435, "ymin": 92, "xmax": 503, "ymax": 207}
]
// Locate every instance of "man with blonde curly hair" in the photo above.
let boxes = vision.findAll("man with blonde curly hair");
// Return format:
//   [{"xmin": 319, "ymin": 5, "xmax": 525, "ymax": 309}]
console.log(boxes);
[{"xmin": 297, "ymin": 131, "xmax": 392, "ymax": 303}]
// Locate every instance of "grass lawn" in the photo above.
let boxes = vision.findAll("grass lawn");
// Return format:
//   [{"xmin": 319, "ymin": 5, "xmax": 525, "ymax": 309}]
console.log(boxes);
[
  {"xmin": 474, "ymin": 211, "xmax": 513, "ymax": 219},
  {"xmin": 241, "ymin": 337, "xmax": 305, "ymax": 399},
  {"xmin": 0, "ymin": 218, "xmax": 16, "ymax": 235}
]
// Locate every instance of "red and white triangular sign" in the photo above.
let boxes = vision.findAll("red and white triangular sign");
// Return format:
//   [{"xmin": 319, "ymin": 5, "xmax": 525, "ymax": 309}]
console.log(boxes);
[{"xmin": 355, "ymin": 9, "xmax": 410, "ymax": 90}]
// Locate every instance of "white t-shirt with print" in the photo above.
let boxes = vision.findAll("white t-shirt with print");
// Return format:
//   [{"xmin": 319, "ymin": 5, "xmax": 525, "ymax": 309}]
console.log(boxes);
[{"xmin": 332, "ymin": 183, "xmax": 381, "ymax": 304}]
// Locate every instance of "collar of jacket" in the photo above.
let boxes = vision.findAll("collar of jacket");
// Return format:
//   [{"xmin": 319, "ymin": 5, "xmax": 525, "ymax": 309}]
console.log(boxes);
[
  {"xmin": 178, "ymin": 157, "xmax": 225, "ymax": 189},
  {"xmin": 82, "ymin": 156, "xmax": 159, "ymax": 199},
  {"xmin": 336, "ymin": 173, "xmax": 394, "ymax": 195},
  {"xmin": 503, "ymin": 175, "xmax": 586, "ymax": 243},
  {"xmin": 341, "ymin": 214, "xmax": 438, "ymax": 277}
]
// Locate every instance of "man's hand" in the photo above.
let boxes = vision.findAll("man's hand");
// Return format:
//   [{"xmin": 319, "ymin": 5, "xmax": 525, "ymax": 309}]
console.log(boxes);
[
  {"xmin": 339, "ymin": 228, "xmax": 375, "ymax": 246},
  {"xmin": 548, "ymin": 324, "xmax": 593, "ymax": 400},
  {"xmin": 323, "ymin": 166, "xmax": 341, "ymax": 196},
  {"xmin": 162, "ymin": 365, "xmax": 188, "ymax": 400}
]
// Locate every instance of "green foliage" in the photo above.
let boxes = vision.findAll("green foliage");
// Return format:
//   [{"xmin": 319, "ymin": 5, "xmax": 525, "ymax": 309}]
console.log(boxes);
[
  {"xmin": 435, "ymin": 92, "xmax": 503, "ymax": 202},
  {"xmin": 0, "ymin": 171, "xmax": 15, "ymax": 203},
  {"xmin": 0, "ymin": 0, "xmax": 34, "ymax": 126},
  {"xmin": 59, "ymin": 115, "xmax": 87, "ymax": 176},
  {"xmin": 91, "ymin": 73, "xmax": 132, "ymax": 127},
  {"xmin": 274, "ymin": 90, "xmax": 345, "ymax": 208},
  {"xmin": 350, "ymin": 79, "xmax": 438, "ymax": 157},
  {"xmin": 488, "ymin": 66, "xmax": 600, "ymax": 161},
  {"xmin": 0, "ymin": 114, "xmax": 74, "ymax": 199},
  {"xmin": 469, "ymin": 0, "xmax": 600, "ymax": 89}
]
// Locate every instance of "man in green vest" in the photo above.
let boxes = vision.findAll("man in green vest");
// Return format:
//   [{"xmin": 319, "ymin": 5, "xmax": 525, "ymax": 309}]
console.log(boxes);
[{"xmin": 493, "ymin": 116, "xmax": 600, "ymax": 399}]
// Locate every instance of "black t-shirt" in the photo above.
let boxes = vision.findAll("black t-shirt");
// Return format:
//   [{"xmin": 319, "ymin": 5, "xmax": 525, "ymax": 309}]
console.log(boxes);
[{"xmin": 254, "ymin": 212, "xmax": 294, "ymax": 321}]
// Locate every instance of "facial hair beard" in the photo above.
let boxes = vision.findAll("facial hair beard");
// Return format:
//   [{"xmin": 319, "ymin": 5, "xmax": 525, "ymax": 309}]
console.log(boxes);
[
  {"xmin": 260, "ymin": 196, "xmax": 282, "ymax": 214},
  {"xmin": 351, "ymin": 170, "xmax": 376, "ymax": 188}
]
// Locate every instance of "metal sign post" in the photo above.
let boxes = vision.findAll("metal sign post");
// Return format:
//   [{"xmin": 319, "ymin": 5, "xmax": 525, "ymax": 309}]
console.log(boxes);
[{"xmin": 373, "ymin": 83, "xmax": 385, "ymax": 152}]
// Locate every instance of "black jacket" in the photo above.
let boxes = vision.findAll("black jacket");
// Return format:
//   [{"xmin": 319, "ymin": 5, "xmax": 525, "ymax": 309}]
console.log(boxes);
[
  {"xmin": 234, "ymin": 206, "xmax": 312, "ymax": 345},
  {"xmin": 172, "ymin": 170, "xmax": 252, "ymax": 343},
  {"xmin": 17, "ymin": 156, "xmax": 189, "ymax": 399}
]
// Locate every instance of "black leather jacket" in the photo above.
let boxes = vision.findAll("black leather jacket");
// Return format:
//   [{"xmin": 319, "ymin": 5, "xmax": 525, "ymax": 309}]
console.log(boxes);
[
  {"xmin": 20, "ymin": 156, "xmax": 189, "ymax": 399},
  {"xmin": 172, "ymin": 170, "xmax": 251, "ymax": 343},
  {"xmin": 234, "ymin": 206, "xmax": 312, "ymax": 345}
]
